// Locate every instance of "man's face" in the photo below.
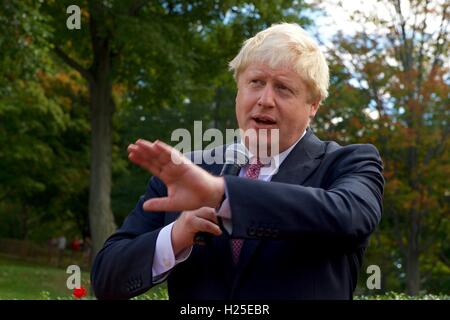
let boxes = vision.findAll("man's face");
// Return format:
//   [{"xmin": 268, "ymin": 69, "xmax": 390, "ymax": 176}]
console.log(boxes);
[{"xmin": 235, "ymin": 63, "xmax": 319, "ymax": 155}]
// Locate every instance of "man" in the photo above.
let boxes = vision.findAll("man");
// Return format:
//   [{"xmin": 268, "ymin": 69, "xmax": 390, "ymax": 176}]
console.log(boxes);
[{"xmin": 91, "ymin": 23, "xmax": 384, "ymax": 300}]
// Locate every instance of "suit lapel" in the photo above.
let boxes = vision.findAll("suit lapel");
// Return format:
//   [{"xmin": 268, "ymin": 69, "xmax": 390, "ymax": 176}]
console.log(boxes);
[
  {"xmin": 231, "ymin": 129, "xmax": 326, "ymax": 292},
  {"xmin": 271, "ymin": 129, "xmax": 326, "ymax": 184}
]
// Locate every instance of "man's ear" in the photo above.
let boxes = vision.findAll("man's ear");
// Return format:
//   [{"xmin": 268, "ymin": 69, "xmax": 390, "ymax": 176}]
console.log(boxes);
[{"xmin": 309, "ymin": 100, "xmax": 320, "ymax": 119}]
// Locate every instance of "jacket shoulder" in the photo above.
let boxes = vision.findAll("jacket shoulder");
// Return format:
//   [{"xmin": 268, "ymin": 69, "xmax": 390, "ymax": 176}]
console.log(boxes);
[
  {"xmin": 323, "ymin": 141, "xmax": 381, "ymax": 159},
  {"xmin": 319, "ymin": 141, "xmax": 383, "ymax": 179}
]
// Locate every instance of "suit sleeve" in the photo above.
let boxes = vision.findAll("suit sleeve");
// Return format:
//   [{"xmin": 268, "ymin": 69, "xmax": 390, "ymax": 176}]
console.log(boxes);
[
  {"xmin": 90, "ymin": 176, "xmax": 168, "ymax": 300},
  {"xmin": 225, "ymin": 144, "xmax": 384, "ymax": 247}
]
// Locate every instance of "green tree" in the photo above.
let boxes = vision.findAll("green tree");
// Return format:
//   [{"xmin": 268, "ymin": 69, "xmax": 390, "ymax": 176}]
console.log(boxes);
[
  {"xmin": 318, "ymin": 0, "xmax": 449, "ymax": 295},
  {"xmin": 0, "ymin": 0, "xmax": 91, "ymax": 242}
]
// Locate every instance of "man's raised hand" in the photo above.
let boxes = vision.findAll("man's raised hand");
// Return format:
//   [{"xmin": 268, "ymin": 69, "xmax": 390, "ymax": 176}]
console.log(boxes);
[{"xmin": 127, "ymin": 139, "xmax": 225, "ymax": 212}]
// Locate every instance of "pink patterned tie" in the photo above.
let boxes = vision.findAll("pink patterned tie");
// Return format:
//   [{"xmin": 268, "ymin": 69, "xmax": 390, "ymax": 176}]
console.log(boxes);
[{"xmin": 231, "ymin": 159, "xmax": 264, "ymax": 265}]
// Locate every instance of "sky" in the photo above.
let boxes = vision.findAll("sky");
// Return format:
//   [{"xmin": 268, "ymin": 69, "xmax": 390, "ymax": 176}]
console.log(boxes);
[
  {"xmin": 307, "ymin": 0, "xmax": 447, "ymax": 47},
  {"xmin": 304, "ymin": 0, "xmax": 449, "ymax": 120}
]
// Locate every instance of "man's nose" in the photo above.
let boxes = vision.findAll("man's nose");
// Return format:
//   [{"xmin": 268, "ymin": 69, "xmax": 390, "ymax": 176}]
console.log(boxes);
[{"xmin": 257, "ymin": 84, "xmax": 276, "ymax": 108}]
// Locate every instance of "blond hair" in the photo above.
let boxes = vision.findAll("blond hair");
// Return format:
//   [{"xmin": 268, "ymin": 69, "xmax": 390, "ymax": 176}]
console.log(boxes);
[{"xmin": 229, "ymin": 23, "xmax": 329, "ymax": 104}]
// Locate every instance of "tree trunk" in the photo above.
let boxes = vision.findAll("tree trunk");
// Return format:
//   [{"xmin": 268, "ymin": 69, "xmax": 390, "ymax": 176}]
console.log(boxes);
[
  {"xmin": 405, "ymin": 210, "xmax": 421, "ymax": 295},
  {"xmin": 88, "ymin": 52, "xmax": 116, "ymax": 259},
  {"xmin": 406, "ymin": 247, "xmax": 420, "ymax": 295}
]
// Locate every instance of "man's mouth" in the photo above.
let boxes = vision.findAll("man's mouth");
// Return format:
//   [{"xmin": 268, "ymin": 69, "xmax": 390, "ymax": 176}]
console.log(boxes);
[{"xmin": 251, "ymin": 114, "xmax": 277, "ymax": 126}]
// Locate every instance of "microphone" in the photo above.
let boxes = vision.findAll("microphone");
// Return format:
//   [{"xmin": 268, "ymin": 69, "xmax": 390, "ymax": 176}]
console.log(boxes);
[
  {"xmin": 219, "ymin": 142, "xmax": 250, "ymax": 175},
  {"xmin": 193, "ymin": 143, "xmax": 249, "ymax": 245}
]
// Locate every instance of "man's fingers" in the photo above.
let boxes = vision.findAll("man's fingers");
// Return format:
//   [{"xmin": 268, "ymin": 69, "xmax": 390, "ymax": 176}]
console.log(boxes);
[
  {"xmin": 192, "ymin": 207, "xmax": 219, "ymax": 224},
  {"xmin": 195, "ymin": 217, "xmax": 222, "ymax": 236},
  {"xmin": 134, "ymin": 140, "xmax": 160, "ymax": 162},
  {"xmin": 129, "ymin": 140, "xmax": 190, "ymax": 174},
  {"xmin": 153, "ymin": 141, "xmax": 173, "ymax": 164},
  {"xmin": 135, "ymin": 139, "xmax": 154, "ymax": 149},
  {"xmin": 134, "ymin": 139, "xmax": 171, "ymax": 166},
  {"xmin": 128, "ymin": 141, "xmax": 159, "ymax": 167},
  {"xmin": 132, "ymin": 139, "xmax": 189, "ymax": 169},
  {"xmin": 143, "ymin": 197, "xmax": 195, "ymax": 212},
  {"xmin": 153, "ymin": 140, "xmax": 190, "ymax": 166},
  {"xmin": 128, "ymin": 151, "xmax": 161, "ymax": 176},
  {"xmin": 143, "ymin": 197, "xmax": 174, "ymax": 212},
  {"xmin": 128, "ymin": 140, "xmax": 177, "ymax": 176},
  {"xmin": 127, "ymin": 144, "xmax": 138, "ymax": 153}
]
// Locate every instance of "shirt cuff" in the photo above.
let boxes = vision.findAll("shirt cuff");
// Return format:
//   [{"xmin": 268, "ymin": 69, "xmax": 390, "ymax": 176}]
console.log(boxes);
[
  {"xmin": 216, "ymin": 197, "xmax": 231, "ymax": 219},
  {"xmin": 152, "ymin": 222, "xmax": 193, "ymax": 283}
]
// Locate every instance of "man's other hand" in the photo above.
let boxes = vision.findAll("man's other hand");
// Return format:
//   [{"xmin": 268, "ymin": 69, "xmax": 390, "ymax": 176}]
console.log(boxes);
[{"xmin": 171, "ymin": 207, "xmax": 222, "ymax": 255}]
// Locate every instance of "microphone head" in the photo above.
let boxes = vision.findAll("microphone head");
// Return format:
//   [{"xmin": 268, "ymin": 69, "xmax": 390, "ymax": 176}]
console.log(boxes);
[{"xmin": 224, "ymin": 143, "xmax": 249, "ymax": 166}]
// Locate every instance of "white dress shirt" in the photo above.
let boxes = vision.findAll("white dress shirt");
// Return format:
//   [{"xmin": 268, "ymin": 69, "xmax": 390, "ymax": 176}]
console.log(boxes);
[{"xmin": 151, "ymin": 130, "xmax": 307, "ymax": 282}]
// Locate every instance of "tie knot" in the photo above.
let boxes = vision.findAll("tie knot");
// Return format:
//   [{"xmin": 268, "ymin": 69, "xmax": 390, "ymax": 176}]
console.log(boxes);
[{"xmin": 245, "ymin": 159, "xmax": 265, "ymax": 180}]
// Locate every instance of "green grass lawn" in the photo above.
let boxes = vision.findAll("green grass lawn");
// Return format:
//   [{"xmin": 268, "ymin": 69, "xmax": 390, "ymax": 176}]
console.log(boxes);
[
  {"xmin": 0, "ymin": 254, "xmax": 75, "ymax": 299},
  {"xmin": 1, "ymin": 254, "xmax": 447, "ymax": 300},
  {"xmin": 0, "ymin": 254, "xmax": 167, "ymax": 300}
]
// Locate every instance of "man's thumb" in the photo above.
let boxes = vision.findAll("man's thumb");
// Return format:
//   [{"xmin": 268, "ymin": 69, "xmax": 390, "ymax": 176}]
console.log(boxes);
[{"xmin": 143, "ymin": 197, "xmax": 172, "ymax": 212}]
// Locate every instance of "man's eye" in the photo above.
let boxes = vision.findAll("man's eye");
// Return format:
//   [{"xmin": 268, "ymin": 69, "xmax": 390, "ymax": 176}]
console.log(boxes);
[
  {"xmin": 277, "ymin": 85, "xmax": 293, "ymax": 95},
  {"xmin": 277, "ymin": 85, "xmax": 289, "ymax": 91},
  {"xmin": 250, "ymin": 79, "xmax": 263, "ymax": 85}
]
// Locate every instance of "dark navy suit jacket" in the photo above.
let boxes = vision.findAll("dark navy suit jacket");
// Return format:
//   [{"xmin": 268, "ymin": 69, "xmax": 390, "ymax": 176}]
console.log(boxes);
[{"xmin": 91, "ymin": 129, "xmax": 384, "ymax": 300}]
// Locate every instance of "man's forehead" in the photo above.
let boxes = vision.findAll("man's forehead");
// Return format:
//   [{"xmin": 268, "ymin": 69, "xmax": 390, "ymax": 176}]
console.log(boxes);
[{"xmin": 244, "ymin": 63, "xmax": 299, "ymax": 80}]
